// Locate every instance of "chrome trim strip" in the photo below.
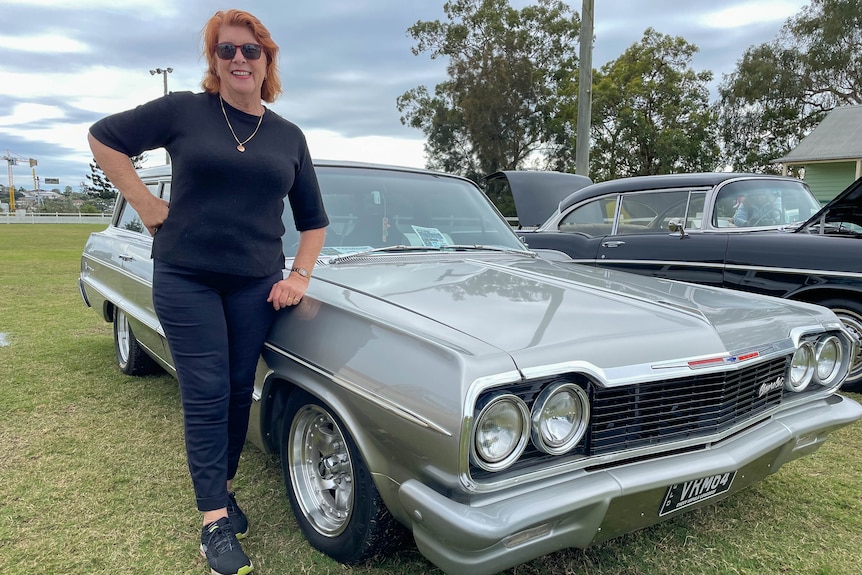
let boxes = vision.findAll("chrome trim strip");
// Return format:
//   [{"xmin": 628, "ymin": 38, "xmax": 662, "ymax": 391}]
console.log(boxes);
[
  {"xmin": 263, "ymin": 342, "xmax": 452, "ymax": 436},
  {"xmin": 81, "ymin": 254, "xmax": 155, "ymax": 288},
  {"xmin": 582, "ymin": 258, "xmax": 862, "ymax": 280}
]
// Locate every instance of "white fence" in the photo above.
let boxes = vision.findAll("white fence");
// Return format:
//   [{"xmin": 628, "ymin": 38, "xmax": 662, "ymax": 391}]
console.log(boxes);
[{"xmin": 0, "ymin": 212, "xmax": 113, "ymax": 224}]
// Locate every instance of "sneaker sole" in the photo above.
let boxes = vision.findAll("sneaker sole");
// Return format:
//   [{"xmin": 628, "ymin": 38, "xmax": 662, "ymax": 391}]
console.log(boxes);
[{"xmin": 199, "ymin": 545, "xmax": 254, "ymax": 575}]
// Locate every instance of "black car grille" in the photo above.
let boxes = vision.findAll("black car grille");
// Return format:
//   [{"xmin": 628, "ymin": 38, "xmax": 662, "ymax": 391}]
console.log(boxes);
[{"xmin": 471, "ymin": 356, "xmax": 789, "ymax": 479}]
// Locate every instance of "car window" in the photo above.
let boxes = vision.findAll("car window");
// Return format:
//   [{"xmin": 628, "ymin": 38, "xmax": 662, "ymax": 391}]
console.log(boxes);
[
  {"xmin": 115, "ymin": 199, "xmax": 149, "ymax": 236},
  {"xmin": 115, "ymin": 180, "xmax": 163, "ymax": 237},
  {"xmin": 714, "ymin": 179, "xmax": 821, "ymax": 228},
  {"xmin": 558, "ymin": 197, "xmax": 618, "ymax": 237},
  {"xmin": 685, "ymin": 192, "xmax": 707, "ymax": 229},
  {"xmin": 617, "ymin": 190, "xmax": 690, "ymax": 234},
  {"xmin": 282, "ymin": 166, "xmax": 526, "ymax": 257}
]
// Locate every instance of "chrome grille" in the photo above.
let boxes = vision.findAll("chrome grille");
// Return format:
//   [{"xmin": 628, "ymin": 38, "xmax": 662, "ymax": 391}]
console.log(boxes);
[
  {"xmin": 470, "ymin": 356, "xmax": 789, "ymax": 479},
  {"xmin": 590, "ymin": 356, "xmax": 788, "ymax": 455}
]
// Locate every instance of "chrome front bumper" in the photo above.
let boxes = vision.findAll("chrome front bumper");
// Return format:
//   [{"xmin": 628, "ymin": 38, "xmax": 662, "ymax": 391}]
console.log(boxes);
[{"xmin": 398, "ymin": 393, "xmax": 862, "ymax": 575}]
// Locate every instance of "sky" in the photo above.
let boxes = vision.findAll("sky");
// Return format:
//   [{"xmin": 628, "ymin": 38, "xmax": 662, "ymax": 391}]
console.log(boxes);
[{"xmin": 0, "ymin": 0, "xmax": 811, "ymax": 194}]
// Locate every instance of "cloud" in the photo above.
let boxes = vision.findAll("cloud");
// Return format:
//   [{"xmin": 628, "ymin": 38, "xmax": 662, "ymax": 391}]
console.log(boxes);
[
  {"xmin": 704, "ymin": 1, "xmax": 805, "ymax": 28},
  {"xmin": 0, "ymin": 0, "xmax": 811, "ymax": 192}
]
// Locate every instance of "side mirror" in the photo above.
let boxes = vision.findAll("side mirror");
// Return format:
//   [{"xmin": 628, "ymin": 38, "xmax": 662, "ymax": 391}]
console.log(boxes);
[{"xmin": 667, "ymin": 218, "xmax": 686, "ymax": 238}]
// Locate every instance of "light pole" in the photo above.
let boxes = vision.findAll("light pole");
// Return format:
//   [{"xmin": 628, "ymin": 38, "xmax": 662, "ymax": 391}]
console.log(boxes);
[
  {"xmin": 575, "ymin": 0, "xmax": 594, "ymax": 178},
  {"xmin": 149, "ymin": 67, "xmax": 173, "ymax": 164}
]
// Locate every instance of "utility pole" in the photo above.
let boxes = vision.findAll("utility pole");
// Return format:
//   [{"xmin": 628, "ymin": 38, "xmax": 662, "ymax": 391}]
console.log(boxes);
[
  {"xmin": 30, "ymin": 158, "xmax": 38, "ymax": 193},
  {"xmin": 4, "ymin": 150, "xmax": 15, "ymax": 211},
  {"xmin": 149, "ymin": 67, "xmax": 173, "ymax": 164},
  {"xmin": 575, "ymin": 0, "xmax": 594, "ymax": 178}
]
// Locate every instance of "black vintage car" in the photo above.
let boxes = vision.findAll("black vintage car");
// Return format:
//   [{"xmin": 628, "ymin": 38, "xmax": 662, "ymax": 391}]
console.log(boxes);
[{"xmin": 492, "ymin": 171, "xmax": 862, "ymax": 388}]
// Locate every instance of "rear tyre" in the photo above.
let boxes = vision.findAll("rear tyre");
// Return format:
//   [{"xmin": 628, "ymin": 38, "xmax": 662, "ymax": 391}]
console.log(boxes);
[
  {"xmin": 816, "ymin": 298, "xmax": 862, "ymax": 391},
  {"xmin": 280, "ymin": 389, "xmax": 406, "ymax": 564},
  {"xmin": 113, "ymin": 309, "xmax": 160, "ymax": 376}
]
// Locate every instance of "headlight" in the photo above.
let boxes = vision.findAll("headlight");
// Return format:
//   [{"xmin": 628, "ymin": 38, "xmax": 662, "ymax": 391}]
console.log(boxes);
[
  {"xmin": 814, "ymin": 336, "xmax": 843, "ymax": 388},
  {"xmin": 472, "ymin": 394, "xmax": 529, "ymax": 472},
  {"xmin": 787, "ymin": 342, "xmax": 815, "ymax": 392},
  {"xmin": 530, "ymin": 383, "xmax": 589, "ymax": 455}
]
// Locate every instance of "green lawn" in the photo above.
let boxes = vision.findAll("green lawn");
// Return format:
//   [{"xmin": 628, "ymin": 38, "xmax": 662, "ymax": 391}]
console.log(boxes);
[{"xmin": 1, "ymin": 224, "xmax": 860, "ymax": 575}]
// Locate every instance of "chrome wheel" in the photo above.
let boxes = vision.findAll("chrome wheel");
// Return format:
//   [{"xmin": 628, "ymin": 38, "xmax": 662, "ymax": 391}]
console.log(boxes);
[
  {"xmin": 816, "ymin": 298, "xmax": 862, "ymax": 390},
  {"xmin": 115, "ymin": 310, "xmax": 132, "ymax": 366},
  {"xmin": 112, "ymin": 308, "xmax": 159, "ymax": 376},
  {"xmin": 834, "ymin": 307, "xmax": 862, "ymax": 386},
  {"xmin": 288, "ymin": 404, "xmax": 354, "ymax": 537}
]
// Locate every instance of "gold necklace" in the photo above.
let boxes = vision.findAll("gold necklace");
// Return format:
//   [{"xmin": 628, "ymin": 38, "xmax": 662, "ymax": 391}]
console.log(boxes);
[{"xmin": 219, "ymin": 95, "xmax": 264, "ymax": 152}]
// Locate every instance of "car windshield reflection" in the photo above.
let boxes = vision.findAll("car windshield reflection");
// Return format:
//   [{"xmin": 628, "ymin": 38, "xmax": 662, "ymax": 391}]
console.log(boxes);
[{"xmin": 282, "ymin": 166, "xmax": 527, "ymax": 257}]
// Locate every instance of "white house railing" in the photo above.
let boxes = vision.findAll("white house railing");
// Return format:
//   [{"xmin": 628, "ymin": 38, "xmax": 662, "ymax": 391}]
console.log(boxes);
[{"xmin": 0, "ymin": 212, "xmax": 113, "ymax": 224}]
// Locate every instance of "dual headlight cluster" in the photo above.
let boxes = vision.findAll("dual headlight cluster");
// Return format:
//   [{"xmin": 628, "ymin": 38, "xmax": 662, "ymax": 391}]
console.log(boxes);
[
  {"xmin": 787, "ymin": 334, "xmax": 848, "ymax": 392},
  {"xmin": 471, "ymin": 383, "xmax": 590, "ymax": 472}
]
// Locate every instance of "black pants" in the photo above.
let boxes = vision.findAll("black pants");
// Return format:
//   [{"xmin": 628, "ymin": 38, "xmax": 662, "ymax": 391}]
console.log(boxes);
[{"xmin": 153, "ymin": 260, "xmax": 280, "ymax": 512}]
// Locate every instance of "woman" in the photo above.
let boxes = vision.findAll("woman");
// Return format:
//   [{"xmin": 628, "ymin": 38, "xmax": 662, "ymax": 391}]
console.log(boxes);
[{"xmin": 88, "ymin": 9, "xmax": 328, "ymax": 575}]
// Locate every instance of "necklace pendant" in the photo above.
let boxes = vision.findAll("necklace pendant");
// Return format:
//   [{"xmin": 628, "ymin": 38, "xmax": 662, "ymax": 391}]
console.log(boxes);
[{"xmin": 236, "ymin": 144, "xmax": 246, "ymax": 152}]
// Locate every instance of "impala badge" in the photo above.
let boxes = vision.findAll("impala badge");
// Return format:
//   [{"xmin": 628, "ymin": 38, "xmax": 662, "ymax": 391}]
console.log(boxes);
[{"xmin": 758, "ymin": 376, "xmax": 785, "ymax": 398}]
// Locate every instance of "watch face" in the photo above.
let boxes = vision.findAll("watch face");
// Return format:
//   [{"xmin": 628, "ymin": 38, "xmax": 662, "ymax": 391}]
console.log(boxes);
[{"xmin": 293, "ymin": 267, "xmax": 309, "ymax": 277}]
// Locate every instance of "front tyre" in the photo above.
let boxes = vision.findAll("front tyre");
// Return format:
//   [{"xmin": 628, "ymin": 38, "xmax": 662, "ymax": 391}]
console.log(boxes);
[
  {"xmin": 816, "ymin": 298, "xmax": 862, "ymax": 391},
  {"xmin": 280, "ymin": 389, "xmax": 405, "ymax": 564},
  {"xmin": 113, "ymin": 309, "xmax": 160, "ymax": 376}
]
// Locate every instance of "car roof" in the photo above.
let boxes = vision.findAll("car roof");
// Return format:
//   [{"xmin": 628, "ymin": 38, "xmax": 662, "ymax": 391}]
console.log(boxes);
[
  {"xmin": 135, "ymin": 159, "xmax": 474, "ymax": 184},
  {"xmin": 557, "ymin": 172, "xmax": 801, "ymax": 212}
]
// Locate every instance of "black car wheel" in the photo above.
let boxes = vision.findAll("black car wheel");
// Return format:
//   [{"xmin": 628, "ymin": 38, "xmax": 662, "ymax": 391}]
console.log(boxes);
[
  {"xmin": 817, "ymin": 298, "xmax": 862, "ymax": 391},
  {"xmin": 280, "ymin": 389, "xmax": 406, "ymax": 564},
  {"xmin": 113, "ymin": 309, "xmax": 160, "ymax": 376}
]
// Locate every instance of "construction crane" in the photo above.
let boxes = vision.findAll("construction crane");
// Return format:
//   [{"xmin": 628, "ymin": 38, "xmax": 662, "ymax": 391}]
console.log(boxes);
[{"xmin": 3, "ymin": 150, "xmax": 38, "ymax": 211}]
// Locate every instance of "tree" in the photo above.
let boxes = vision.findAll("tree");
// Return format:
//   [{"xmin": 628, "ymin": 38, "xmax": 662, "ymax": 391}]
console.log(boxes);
[
  {"xmin": 397, "ymin": 0, "xmax": 581, "ymax": 186},
  {"xmin": 716, "ymin": 0, "xmax": 861, "ymax": 173},
  {"xmin": 85, "ymin": 159, "xmax": 116, "ymax": 202},
  {"xmin": 585, "ymin": 28, "xmax": 719, "ymax": 181},
  {"xmin": 85, "ymin": 153, "xmax": 146, "ymax": 210}
]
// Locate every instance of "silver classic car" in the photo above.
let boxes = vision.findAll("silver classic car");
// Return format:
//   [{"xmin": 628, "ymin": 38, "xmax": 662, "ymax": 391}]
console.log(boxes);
[{"xmin": 79, "ymin": 161, "xmax": 862, "ymax": 575}]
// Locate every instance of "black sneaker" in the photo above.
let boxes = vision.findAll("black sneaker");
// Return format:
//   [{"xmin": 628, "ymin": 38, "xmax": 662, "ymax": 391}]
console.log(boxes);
[
  {"xmin": 200, "ymin": 517, "xmax": 254, "ymax": 575},
  {"xmin": 227, "ymin": 492, "xmax": 249, "ymax": 539}
]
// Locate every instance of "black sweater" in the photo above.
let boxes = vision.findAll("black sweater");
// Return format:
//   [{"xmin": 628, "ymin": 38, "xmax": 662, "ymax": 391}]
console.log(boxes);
[{"xmin": 90, "ymin": 91, "xmax": 329, "ymax": 276}]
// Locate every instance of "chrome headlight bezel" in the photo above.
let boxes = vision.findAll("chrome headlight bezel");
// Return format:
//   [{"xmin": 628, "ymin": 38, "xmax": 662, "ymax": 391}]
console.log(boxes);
[
  {"xmin": 814, "ymin": 335, "xmax": 844, "ymax": 390},
  {"xmin": 787, "ymin": 341, "xmax": 815, "ymax": 392},
  {"xmin": 530, "ymin": 383, "xmax": 590, "ymax": 455},
  {"xmin": 470, "ymin": 394, "xmax": 530, "ymax": 472},
  {"xmin": 786, "ymin": 331, "xmax": 852, "ymax": 394}
]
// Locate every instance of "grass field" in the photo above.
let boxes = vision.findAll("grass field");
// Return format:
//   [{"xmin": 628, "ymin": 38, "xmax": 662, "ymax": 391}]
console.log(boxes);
[{"xmin": 1, "ymin": 223, "xmax": 861, "ymax": 575}]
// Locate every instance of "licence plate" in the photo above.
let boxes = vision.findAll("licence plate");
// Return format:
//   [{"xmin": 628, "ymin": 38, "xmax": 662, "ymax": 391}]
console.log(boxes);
[{"xmin": 659, "ymin": 471, "xmax": 736, "ymax": 516}]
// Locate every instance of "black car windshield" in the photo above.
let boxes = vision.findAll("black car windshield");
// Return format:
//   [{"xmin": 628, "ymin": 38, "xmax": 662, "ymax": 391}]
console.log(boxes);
[{"xmin": 282, "ymin": 166, "xmax": 527, "ymax": 257}]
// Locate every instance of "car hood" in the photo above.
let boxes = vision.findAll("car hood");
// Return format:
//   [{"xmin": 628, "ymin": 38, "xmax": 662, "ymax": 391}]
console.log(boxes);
[
  {"xmin": 486, "ymin": 171, "xmax": 592, "ymax": 228},
  {"xmin": 797, "ymin": 175, "xmax": 862, "ymax": 230},
  {"xmin": 316, "ymin": 256, "xmax": 831, "ymax": 376}
]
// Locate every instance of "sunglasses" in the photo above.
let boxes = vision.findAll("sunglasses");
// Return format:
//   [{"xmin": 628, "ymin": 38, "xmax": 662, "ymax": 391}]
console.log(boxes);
[{"xmin": 215, "ymin": 42, "xmax": 262, "ymax": 60}]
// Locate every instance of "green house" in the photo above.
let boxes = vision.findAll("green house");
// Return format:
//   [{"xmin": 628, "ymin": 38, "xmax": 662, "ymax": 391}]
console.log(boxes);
[{"xmin": 772, "ymin": 105, "xmax": 862, "ymax": 204}]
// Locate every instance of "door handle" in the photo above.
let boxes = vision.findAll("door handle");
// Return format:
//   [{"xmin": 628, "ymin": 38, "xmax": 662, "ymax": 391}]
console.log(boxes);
[
  {"xmin": 601, "ymin": 241, "xmax": 625, "ymax": 248},
  {"xmin": 118, "ymin": 254, "xmax": 133, "ymax": 262}
]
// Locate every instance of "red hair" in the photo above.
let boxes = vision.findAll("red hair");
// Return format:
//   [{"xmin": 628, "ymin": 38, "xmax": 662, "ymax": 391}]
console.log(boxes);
[{"xmin": 200, "ymin": 9, "xmax": 282, "ymax": 103}]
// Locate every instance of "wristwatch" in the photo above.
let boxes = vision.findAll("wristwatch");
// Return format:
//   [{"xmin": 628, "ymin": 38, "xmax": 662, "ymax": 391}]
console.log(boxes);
[{"xmin": 291, "ymin": 266, "xmax": 310, "ymax": 279}]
